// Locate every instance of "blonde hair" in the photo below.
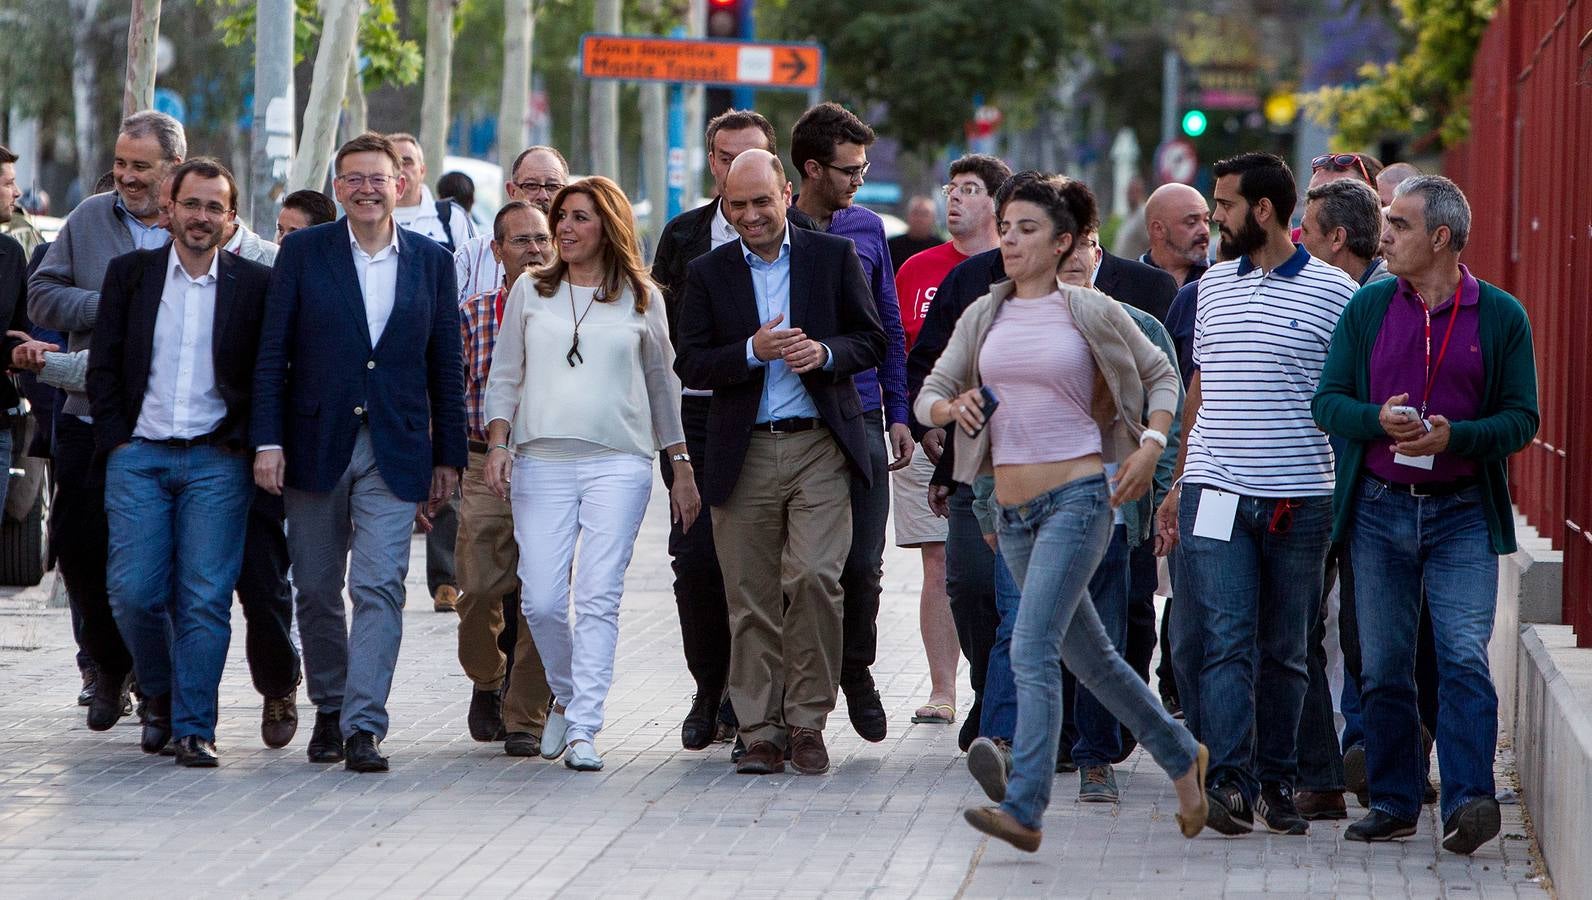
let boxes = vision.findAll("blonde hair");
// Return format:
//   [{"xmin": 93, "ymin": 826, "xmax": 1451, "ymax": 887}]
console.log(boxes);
[{"xmin": 533, "ymin": 176, "xmax": 654, "ymax": 313}]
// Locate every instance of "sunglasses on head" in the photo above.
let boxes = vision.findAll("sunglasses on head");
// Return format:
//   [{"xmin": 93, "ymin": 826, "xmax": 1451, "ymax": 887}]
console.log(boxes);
[{"xmin": 1311, "ymin": 153, "xmax": 1371, "ymax": 185}]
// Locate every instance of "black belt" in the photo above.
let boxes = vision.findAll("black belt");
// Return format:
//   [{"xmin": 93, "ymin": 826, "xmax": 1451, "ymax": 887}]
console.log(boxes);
[
  {"xmin": 137, "ymin": 432, "xmax": 224, "ymax": 449},
  {"xmin": 1364, "ymin": 473, "xmax": 1479, "ymax": 498},
  {"xmin": 755, "ymin": 417, "xmax": 822, "ymax": 433},
  {"xmin": 468, "ymin": 439, "xmax": 491, "ymax": 454}
]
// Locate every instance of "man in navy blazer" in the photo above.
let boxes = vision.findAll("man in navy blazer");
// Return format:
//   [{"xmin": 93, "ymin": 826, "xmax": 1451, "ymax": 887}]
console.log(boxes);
[
  {"xmin": 675, "ymin": 150, "xmax": 885, "ymax": 776},
  {"xmin": 252, "ymin": 133, "xmax": 466, "ymax": 773}
]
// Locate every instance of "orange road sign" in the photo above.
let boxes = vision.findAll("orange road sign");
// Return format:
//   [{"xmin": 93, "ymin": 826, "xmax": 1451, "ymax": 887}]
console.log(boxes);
[{"xmin": 580, "ymin": 34, "xmax": 822, "ymax": 91}]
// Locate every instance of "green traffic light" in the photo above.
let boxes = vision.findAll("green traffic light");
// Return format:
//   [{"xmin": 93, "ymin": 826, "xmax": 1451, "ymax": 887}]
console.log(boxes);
[{"xmin": 1181, "ymin": 109, "xmax": 1208, "ymax": 137}]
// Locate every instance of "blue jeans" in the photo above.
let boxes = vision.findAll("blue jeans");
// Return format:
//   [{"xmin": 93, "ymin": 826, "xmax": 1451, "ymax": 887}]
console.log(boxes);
[
  {"xmin": 1178, "ymin": 483, "xmax": 1332, "ymax": 799},
  {"xmin": 980, "ymin": 551, "xmax": 1020, "ymax": 740},
  {"xmin": 1350, "ymin": 477, "xmax": 1498, "ymax": 822},
  {"xmin": 997, "ymin": 476, "xmax": 1197, "ymax": 829},
  {"xmin": 1167, "ymin": 545, "xmax": 1204, "ymax": 742},
  {"xmin": 1067, "ymin": 524, "xmax": 1130, "ymax": 767},
  {"xmin": 105, "ymin": 440, "xmax": 253, "ymax": 742},
  {"xmin": 0, "ymin": 428, "xmax": 13, "ymax": 514}
]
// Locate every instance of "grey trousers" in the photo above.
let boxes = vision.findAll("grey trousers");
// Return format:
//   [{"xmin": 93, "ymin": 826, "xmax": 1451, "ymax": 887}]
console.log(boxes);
[{"xmin": 285, "ymin": 427, "xmax": 417, "ymax": 740}]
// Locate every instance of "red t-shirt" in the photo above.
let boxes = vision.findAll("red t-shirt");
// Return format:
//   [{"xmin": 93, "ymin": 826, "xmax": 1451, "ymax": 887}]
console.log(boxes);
[{"xmin": 893, "ymin": 241, "xmax": 969, "ymax": 350}]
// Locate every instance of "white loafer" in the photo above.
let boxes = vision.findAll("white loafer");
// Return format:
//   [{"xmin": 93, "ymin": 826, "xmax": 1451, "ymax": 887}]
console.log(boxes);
[
  {"xmin": 540, "ymin": 709, "xmax": 570, "ymax": 760},
  {"xmin": 564, "ymin": 740, "xmax": 603, "ymax": 771}
]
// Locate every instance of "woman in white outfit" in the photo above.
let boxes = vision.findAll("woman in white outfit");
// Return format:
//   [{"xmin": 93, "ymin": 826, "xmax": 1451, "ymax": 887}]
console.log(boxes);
[{"xmin": 483, "ymin": 176, "xmax": 700, "ymax": 771}]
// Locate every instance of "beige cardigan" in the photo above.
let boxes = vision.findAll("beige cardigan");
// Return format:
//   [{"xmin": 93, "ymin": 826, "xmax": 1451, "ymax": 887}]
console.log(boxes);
[{"xmin": 913, "ymin": 278, "xmax": 1180, "ymax": 485}]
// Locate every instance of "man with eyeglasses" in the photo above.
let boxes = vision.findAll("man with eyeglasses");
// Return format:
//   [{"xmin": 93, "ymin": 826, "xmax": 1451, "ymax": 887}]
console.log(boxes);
[
  {"xmin": 31, "ymin": 110, "xmax": 185, "ymax": 734},
  {"xmin": 453, "ymin": 200, "xmax": 553, "ymax": 756},
  {"xmin": 253, "ymin": 132, "xmax": 466, "ymax": 773},
  {"xmin": 454, "ymin": 146, "xmax": 569, "ymax": 304},
  {"xmin": 790, "ymin": 101, "xmax": 912, "ymax": 744},
  {"xmin": 87, "ymin": 158, "xmax": 271, "ymax": 766}
]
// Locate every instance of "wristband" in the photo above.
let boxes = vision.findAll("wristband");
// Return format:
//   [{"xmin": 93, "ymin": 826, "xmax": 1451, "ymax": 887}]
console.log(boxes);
[
  {"xmin": 1139, "ymin": 428, "xmax": 1168, "ymax": 449},
  {"xmin": 492, "ymin": 443, "xmax": 511, "ymax": 452}
]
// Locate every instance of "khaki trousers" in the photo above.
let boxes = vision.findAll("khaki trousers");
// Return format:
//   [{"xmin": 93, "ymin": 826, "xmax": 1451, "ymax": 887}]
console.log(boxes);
[
  {"xmin": 456, "ymin": 451, "xmax": 549, "ymax": 734},
  {"xmin": 713, "ymin": 429, "xmax": 852, "ymax": 748}
]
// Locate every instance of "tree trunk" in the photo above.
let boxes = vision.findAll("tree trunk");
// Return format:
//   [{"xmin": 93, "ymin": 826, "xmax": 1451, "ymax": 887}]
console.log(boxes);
[
  {"xmin": 419, "ymin": 0, "xmax": 460, "ymax": 187},
  {"xmin": 122, "ymin": 0, "xmax": 162, "ymax": 118},
  {"xmin": 288, "ymin": 0, "xmax": 362, "ymax": 193},
  {"xmin": 589, "ymin": 0, "xmax": 621, "ymax": 180},
  {"xmin": 498, "ymin": 0, "xmax": 535, "ymax": 170},
  {"xmin": 341, "ymin": 55, "xmax": 369, "ymax": 143},
  {"xmin": 69, "ymin": 0, "xmax": 103, "ymax": 198},
  {"xmin": 250, "ymin": 0, "xmax": 295, "ymax": 233}
]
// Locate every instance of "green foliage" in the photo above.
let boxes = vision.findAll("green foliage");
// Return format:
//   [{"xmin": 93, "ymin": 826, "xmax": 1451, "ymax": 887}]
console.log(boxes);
[
  {"xmin": 1302, "ymin": 0, "xmax": 1497, "ymax": 150},
  {"xmin": 762, "ymin": 0, "xmax": 1149, "ymax": 153},
  {"xmin": 205, "ymin": 0, "xmax": 423, "ymax": 89}
]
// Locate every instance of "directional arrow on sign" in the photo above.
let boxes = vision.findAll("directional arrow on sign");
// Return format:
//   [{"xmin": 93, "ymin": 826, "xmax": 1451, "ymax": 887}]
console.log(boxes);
[{"xmin": 778, "ymin": 49, "xmax": 808, "ymax": 83}]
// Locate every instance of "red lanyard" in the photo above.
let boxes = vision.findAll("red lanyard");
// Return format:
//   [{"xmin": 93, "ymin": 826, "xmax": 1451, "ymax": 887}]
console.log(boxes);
[
  {"xmin": 493, "ymin": 287, "xmax": 507, "ymax": 326},
  {"xmin": 1418, "ymin": 287, "xmax": 1463, "ymax": 417}
]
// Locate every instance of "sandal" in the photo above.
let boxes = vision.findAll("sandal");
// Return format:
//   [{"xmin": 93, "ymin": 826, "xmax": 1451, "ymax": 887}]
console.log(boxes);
[{"xmin": 911, "ymin": 703, "xmax": 956, "ymax": 724}]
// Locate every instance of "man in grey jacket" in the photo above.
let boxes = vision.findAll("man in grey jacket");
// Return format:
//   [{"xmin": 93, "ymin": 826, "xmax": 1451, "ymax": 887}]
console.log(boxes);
[{"xmin": 28, "ymin": 110, "xmax": 184, "ymax": 733}]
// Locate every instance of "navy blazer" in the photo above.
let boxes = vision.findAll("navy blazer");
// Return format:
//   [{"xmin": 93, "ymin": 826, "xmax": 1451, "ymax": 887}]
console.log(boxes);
[
  {"xmin": 88, "ymin": 246, "xmax": 271, "ymax": 454},
  {"xmin": 674, "ymin": 227, "xmax": 886, "ymax": 507},
  {"xmin": 251, "ymin": 219, "xmax": 466, "ymax": 503}
]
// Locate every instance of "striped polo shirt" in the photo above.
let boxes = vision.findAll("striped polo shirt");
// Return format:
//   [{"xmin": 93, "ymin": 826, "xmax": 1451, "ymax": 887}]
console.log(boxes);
[{"xmin": 1185, "ymin": 244, "xmax": 1356, "ymax": 497}]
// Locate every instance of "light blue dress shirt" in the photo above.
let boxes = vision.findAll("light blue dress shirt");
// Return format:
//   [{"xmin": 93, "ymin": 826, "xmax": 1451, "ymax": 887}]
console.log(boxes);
[
  {"xmin": 116, "ymin": 195, "xmax": 170, "ymax": 250},
  {"xmin": 740, "ymin": 228, "xmax": 832, "ymax": 423}
]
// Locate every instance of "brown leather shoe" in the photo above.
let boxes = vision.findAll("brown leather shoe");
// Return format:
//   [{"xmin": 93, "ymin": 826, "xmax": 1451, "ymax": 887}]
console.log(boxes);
[
  {"xmin": 788, "ymin": 726, "xmax": 829, "ymax": 775},
  {"xmin": 735, "ymin": 740, "xmax": 784, "ymax": 775},
  {"xmin": 433, "ymin": 584, "xmax": 460, "ymax": 613},
  {"xmin": 963, "ymin": 807, "xmax": 1041, "ymax": 852},
  {"xmin": 1296, "ymin": 789, "xmax": 1348, "ymax": 820}
]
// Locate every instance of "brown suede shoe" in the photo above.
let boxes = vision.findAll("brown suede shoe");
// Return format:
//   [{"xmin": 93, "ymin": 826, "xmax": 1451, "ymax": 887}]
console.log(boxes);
[
  {"xmin": 1296, "ymin": 789, "xmax": 1348, "ymax": 820},
  {"xmin": 433, "ymin": 584, "xmax": 460, "ymax": 613},
  {"xmin": 735, "ymin": 740, "xmax": 784, "ymax": 775},
  {"xmin": 963, "ymin": 807, "xmax": 1041, "ymax": 852},
  {"xmin": 788, "ymin": 726, "xmax": 829, "ymax": 775}
]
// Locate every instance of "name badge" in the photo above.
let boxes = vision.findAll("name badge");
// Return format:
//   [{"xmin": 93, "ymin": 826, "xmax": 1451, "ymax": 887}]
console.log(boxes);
[
  {"xmin": 1393, "ymin": 452, "xmax": 1436, "ymax": 471},
  {"xmin": 1192, "ymin": 488, "xmax": 1239, "ymax": 542}
]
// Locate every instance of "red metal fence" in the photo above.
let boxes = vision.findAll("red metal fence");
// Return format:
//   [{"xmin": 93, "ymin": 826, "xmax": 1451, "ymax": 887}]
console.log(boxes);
[{"xmin": 1444, "ymin": 0, "xmax": 1592, "ymax": 645}]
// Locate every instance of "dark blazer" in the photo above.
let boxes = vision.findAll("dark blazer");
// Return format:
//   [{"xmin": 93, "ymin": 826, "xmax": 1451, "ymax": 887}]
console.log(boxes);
[
  {"xmin": 251, "ymin": 220, "xmax": 466, "ymax": 504},
  {"xmin": 86, "ymin": 245, "xmax": 271, "ymax": 453},
  {"xmin": 675, "ymin": 226, "xmax": 886, "ymax": 507},
  {"xmin": 1095, "ymin": 250, "xmax": 1178, "ymax": 324},
  {"xmin": 652, "ymin": 198, "xmax": 815, "ymax": 348},
  {"xmin": 0, "ymin": 234, "xmax": 32, "ymax": 419}
]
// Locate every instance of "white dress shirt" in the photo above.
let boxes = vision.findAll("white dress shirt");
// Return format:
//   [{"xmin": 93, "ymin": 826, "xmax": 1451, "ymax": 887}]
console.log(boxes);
[
  {"xmin": 350, "ymin": 222, "xmax": 401, "ymax": 346},
  {"xmin": 710, "ymin": 200, "xmax": 739, "ymax": 250},
  {"xmin": 134, "ymin": 248, "xmax": 226, "ymax": 440}
]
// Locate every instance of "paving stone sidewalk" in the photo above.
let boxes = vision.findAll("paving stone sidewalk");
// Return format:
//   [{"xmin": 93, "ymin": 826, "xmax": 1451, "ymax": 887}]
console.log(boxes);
[{"xmin": 0, "ymin": 475, "xmax": 1549, "ymax": 898}]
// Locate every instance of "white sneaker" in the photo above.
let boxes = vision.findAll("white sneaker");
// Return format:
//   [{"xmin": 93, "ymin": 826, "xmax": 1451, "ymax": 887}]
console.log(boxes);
[
  {"xmin": 564, "ymin": 739, "xmax": 603, "ymax": 771},
  {"xmin": 541, "ymin": 709, "xmax": 570, "ymax": 760}
]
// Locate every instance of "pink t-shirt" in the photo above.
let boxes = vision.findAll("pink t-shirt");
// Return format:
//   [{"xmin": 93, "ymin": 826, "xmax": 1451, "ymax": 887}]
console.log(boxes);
[{"xmin": 978, "ymin": 291, "xmax": 1102, "ymax": 466}]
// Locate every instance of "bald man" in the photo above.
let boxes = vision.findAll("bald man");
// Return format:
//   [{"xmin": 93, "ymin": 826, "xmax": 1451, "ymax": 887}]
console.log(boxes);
[
  {"xmin": 676, "ymin": 149, "xmax": 886, "ymax": 776},
  {"xmin": 1141, "ymin": 183, "xmax": 1211, "ymax": 288},
  {"xmin": 1376, "ymin": 162, "xmax": 1421, "ymax": 208}
]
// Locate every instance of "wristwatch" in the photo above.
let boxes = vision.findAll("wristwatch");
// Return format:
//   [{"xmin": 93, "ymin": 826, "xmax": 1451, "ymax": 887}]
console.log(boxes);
[
  {"xmin": 1139, "ymin": 428, "xmax": 1169, "ymax": 449},
  {"xmin": 670, "ymin": 452, "xmax": 692, "ymax": 463}
]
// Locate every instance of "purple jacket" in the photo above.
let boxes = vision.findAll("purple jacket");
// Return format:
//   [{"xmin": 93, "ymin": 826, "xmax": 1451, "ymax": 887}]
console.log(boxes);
[{"xmin": 826, "ymin": 204, "xmax": 908, "ymax": 426}]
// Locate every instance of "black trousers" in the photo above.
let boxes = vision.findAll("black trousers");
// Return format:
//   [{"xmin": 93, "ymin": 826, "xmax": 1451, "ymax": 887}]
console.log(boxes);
[
  {"xmin": 945, "ymin": 486, "xmax": 997, "ymax": 739},
  {"xmin": 51, "ymin": 415, "xmax": 131, "ymax": 678},
  {"xmin": 661, "ymin": 395, "xmax": 731, "ymax": 700},
  {"xmin": 233, "ymin": 488, "xmax": 302, "ymax": 699},
  {"xmin": 1123, "ymin": 539, "xmax": 1160, "ymax": 683},
  {"xmin": 840, "ymin": 409, "xmax": 889, "ymax": 687},
  {"xmin": 426, "ymin": 495, "xmax": 460, "ymax": 595}
]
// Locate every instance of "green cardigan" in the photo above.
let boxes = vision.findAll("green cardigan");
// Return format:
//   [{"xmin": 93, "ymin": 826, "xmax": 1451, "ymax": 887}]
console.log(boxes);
[{"xmin": 1311, "ymin": 276, "xmax": 1539, "ymax": 554}]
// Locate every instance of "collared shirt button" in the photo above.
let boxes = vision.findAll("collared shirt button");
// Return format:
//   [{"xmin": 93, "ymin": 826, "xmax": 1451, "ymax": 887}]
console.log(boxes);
[
  {"xmin": 354, "ymin": 405, "xmax": 365, "ymax": 416},
  {"xmin": 367, "ymin": 360, "xmax": 376, "ymax": 369}
]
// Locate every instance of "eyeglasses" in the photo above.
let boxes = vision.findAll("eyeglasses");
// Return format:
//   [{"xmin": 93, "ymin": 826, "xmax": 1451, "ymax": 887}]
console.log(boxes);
[
  {"xmin": 175, "ymin": 198, "xmax": 233, "ymax": 218},
  {"xmin": 823, "ymin": 161, "xmax": 870, "ymax": 183},
  {"xmin": 941, "ymin": 182, "xmax": 986, "ymax": 199},
  {"xmin": 336, "ymin": 173, "xmax": 394, "ymax": 189},
  {"xmin": 504, "ymin": 235, "xmax": 552, "ymax": 249},
  {"xmin": 515, "ymin": 180, "xmax": 566, "ymax": 196},
  {"xmin": 1311, "ymin": 153, "xmax": 1372, "ymax": 185}
]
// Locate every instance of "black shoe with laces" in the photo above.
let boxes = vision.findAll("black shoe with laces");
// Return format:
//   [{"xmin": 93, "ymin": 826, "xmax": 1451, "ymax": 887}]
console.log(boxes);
[
  {"xmin": 87, "ymin": 670, "xmax": 131, "ymax": 732},
  {"xmin": 1442, "ymin": 796, "xmax": 1501, "ymax": 855},
  {"xmin": 1345, "ymin": 809, "xmax": 1418, "ymax": 843},
  {"xmin": 77, "ymin": 666, "xmax": 98, "ymax": 707},
  {"xmin": 1205, "ymin": 779, "xmax": 1256, "ymax": 835},
  {"xmin": 842, "ymin": 673, "xmax": 887, "ymax": 743},
  {"xmin": 306, "ymin": 709, "xmax": 345, "ymax": 763},
  {"xmin": 1255, "ymin": 782, "xmax": 1310, "ymax": 835},
  {"xmin": 344, "ymin": 730, "xmax": 389, "ymax": 773},
  {"xmin": 467, "ymin": 686, "xmax": 504, "ymax": 742},
  {"xmin": 681, "ymin": 690, "xmax": 721, "ymax": 750}
]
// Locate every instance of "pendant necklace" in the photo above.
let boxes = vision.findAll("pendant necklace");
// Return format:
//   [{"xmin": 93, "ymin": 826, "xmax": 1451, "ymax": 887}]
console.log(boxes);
[{"xmin": 567, "ymin": 280, "xmax": 600, "ymax": 367}]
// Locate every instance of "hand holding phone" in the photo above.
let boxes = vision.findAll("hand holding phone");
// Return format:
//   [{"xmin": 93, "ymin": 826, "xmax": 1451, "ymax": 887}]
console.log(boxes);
[
  {"xmin": 968, "ymin": 386, "xmax": 999, "ymax": 437},
  {"xmin": 1390, "ymin": 405, "xmax": 1432, "ymax": 432}
]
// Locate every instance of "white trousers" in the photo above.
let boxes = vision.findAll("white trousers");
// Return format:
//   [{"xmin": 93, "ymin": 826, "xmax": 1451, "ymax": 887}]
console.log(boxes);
[{"xmin": 511, "ymin": 452, "xmax": 652, "ymax": 745}]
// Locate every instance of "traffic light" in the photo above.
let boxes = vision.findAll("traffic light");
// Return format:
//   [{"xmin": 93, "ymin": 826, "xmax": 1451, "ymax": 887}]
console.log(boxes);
[
  {"xmin": 1181, "ymin": 109, "xmax": 1208, "ymax": 138},
  {"xmin": 707, "ymin": 0, "xmax": 745, "ymax": 39}
]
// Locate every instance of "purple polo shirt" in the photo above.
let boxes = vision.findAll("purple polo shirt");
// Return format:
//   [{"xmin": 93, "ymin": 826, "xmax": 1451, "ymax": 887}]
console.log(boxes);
[{"xmin": 1365, "ymin": 265, "xmax": 1484, "ymax": 484}]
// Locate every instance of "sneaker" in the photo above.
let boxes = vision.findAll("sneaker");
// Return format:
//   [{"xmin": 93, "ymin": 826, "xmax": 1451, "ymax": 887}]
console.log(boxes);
[
  {"xmin": 966, "ymin": 737, "xmax": 1011, "ymax": 803},
  {"xmin": 1345, "ymin": 809, "xmax": 1418, "ymax": 843},
  {"xmin": 1078, "ymin": 765, "xmax": 1119, "ymax": 803},
  {"xmin": 1255, "ymin": 782, "xmax": 1309, "ymax": 835},
  {"xmin": 1441, "ymin": 797, "xmax": 1501, "ymax": 855},
  {"xmin": 1205, "ymin": 779, "xmax": 1256, "ymax": 836}
]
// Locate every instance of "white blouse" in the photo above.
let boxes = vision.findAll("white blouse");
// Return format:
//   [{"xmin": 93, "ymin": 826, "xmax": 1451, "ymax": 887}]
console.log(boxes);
[{"xmin": 484, "ymin": 278, "xmax": 686, "ymax": 460}]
